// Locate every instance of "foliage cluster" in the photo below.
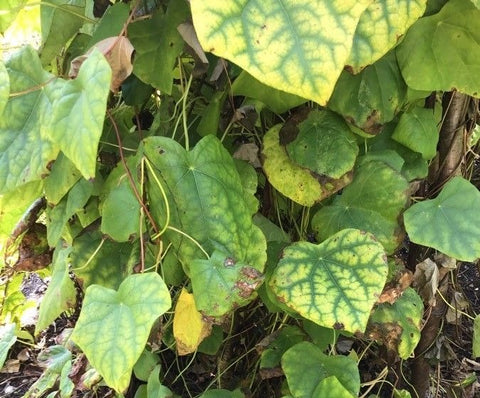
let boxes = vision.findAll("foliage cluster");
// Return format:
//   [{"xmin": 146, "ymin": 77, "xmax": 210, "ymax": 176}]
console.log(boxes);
[{"xmin": 1, "ymin": 0, "xmax": 480, "ymax": 397}]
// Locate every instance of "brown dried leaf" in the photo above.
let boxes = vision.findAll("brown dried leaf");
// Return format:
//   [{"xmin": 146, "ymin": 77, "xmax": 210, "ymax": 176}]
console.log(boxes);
[
  {"xmin": 413, "ymin": 258, "xmax": 439, "ymax": 306},
  {"xmin": 377, "ymin": 269, "xmax": 413, "ymax": 304},
  {"xmin": 233, "ymin": 143, "xmax": 261, "ymax": 168},
  {"xmin": 177, "ymin": 22, "xmax": 208, "ymax": 64},
  {"xmin": 69, "ymin": 36, "xmax": 135, "ymax": 92}
]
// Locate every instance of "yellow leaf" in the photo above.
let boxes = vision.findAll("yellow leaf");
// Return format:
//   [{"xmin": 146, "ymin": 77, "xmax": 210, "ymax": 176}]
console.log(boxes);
[{"xmin": 173, "ymin": 289, "xmax": 212, "ymax": 356}]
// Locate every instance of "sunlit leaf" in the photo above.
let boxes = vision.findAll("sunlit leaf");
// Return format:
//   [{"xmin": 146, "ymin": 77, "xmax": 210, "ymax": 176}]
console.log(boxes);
[
  {"xmin": 404, "ymin": 177, "xmax": 480, "ymax": 261},
  {"xmin": 44, "ymin": 153, "xmax": 81, "ymax": 205},
  {"xmin": 397, "ymin": 0, "xmax": 480, "ymax": 96},
  {"xmin": 173, "ymin": 289, "xmax": 212, "ymax": 355},
  {"xmin": 347, "ymin": 0, "xmax": 426, "ymax": 72},
  {"xmin": 473, "ymin": 315, "xmax": 480, "ymax": 358},
  {"xmin": 366, "ymin": 288, "xmax": 423, "ymax": 359},
  {"xmin": 191, "ymin": 0, "xmax": 373, "ymax": 105},
  {"xmin": 271, "ymin": 229, "xmax": 388, "ymax": 333},
  {"xmin": 0, "ymin": 61, "xmax": 9, "ymax": 116},
  {"xmin": 71, "ymin": 273, "xmax": 171, "ymax": 393},
  {"xmin": 0, "ymin": 0, "xmax": 28, "ymax": 33},
  {"xmin": 282, "ymin": 341, "xmax": 360, "ymax": 397}
]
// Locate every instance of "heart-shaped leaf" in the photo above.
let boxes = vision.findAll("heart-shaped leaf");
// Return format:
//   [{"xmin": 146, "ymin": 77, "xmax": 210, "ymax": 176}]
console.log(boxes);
[
  {"xmin": 71, "ymin": 272, "xmax": 171, "ymax": 393},
  {"xmin": 312, "ymin": 159, "xmax": 409, "ymax": 253},
  {"xmin": 397, "ymin": 0, "xmax": 480, "ymax": 96},
  {"xmin": 48, "ymin": 49, "xmax": 111, "ymax": 180},
  {"xmin": 285, "ymin": 109, "xmax": 358, "ymax": 179},
  {"xmin": 282, "ymin": 341, "xmax": 360, "ymax": 398},
  {"xmin": 143, "ymin": 135, "xmax": 266, "ymax": 273},
  {"xmin": 366, "ymin": 287, "xmax": 423, "ymax": 359},
  {"xmin": 190, "ymin": 250, "xmax": 264, "ymax": 317},
  {"xmin": 347, "ymin": 0, "xmax": 426, "ymax": 72},
  {"xmin": 191, "ymin": 0, "xmax": 372, "ymax": 105},
  {"xmin": 404, "ymin": 177, "xmax": 480, "ymax": 261},
  {"xmin": 270, "ymin": 229, "xmax": 388, "ymax": 333}
]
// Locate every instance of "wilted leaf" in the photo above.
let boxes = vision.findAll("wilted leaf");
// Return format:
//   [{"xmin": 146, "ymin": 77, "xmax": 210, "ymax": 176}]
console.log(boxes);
[
  {"xmin": 69, "ymin": 36, "xmax": 135, "ymax": 92},
  {"xmin": 233, "ymin": 143, "xmax": 261, "ymax": 169},
  {"xmin": 71, "ymin": 273, "xmax": 171, "ymax": 393},
  {"xmin": 270, "ymin": 229, "xmax": 388, "ymax": 333},
  {"xmin": 177, "ymin": 22, "xmax": 208, "ymax": 64},
  {"xmin": 412, "ymin": 258, "xmax": 439, "ymax": 306},
  {"xmin": 173, "ymin": 289, "xmax": 212, "ymax": 355},
  {"xmin": 446, "ymin": 292, "xmax": 469, "ymax": 324}
]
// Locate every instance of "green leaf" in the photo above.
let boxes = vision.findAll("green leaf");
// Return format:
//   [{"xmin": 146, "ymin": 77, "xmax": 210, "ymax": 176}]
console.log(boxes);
[
  {"xmin": 36, "ymin": 245, "xmax": 77, "ymax": 334},
  {"xmin": 89, "ymin": 2, "xmax": 129, "ymax": 44},
  {"xmin": 262, "ymin": 124, "xmax": 352, "ymax": 207},
  {"xmin": 71, "ymin": 272, "xmax": 171, "ymax": 393},
  {"xmin": 48, "ymin": 49, "xmax": 111, "ymax": 180},
  {"xmin": 285, "ymin": 109, "xmax": 358, "ymax": 179},
  {"xmin": 129, "ymin": 0, "xmax": 188, "ymax": 93},
  {"xmin": 397, "ymin": 0, "xmax": 480, "ymax": 96},
  {"xmin": 312, "ymin": 159, "xmax": 409, "ymax": 253},
  {"xmin": 40, "ymin": 0, "xmax": 86, "ymax": 66},
  {"xmin": 143, "ymin": 135, "xmax": 266, "ymax": 273},
  {"xmin": 347, "ymin": 0, "xmax": 426, "ymax": 72},
  {"xmin": 191, "ymin": 0, "xmax": 373, "ymax": 105},
  {"xmin": 259, "ymin": 326, "xmax": 306, "ymax": 369},
  {"xmin": 0, "ymin": 323, "xmax": 16, "ymax": 369},
  {"xmin": 0, "ymin": 0, "xmax": 28, "ymax": 33},
  {"xmin": 147, "ymin": 365, "xmax": 173, "ymax": 398},
  {"xmin": 44, "ymin": 153, "xmax": 82, "ymax": 205},
  {"xmin": 133, "ymin": 350, "xmax": 160, "ymax": 382},
  {"xmin": 190, "ymin": 250, "xmax": 264, "ymax": 317},
  {"xmin": 282, "ymin": 341, "xmax": 360, "ymax": 397},
  {"xmin": 71, "ymin": 229, "xmax": 134, "ymax": 289},
  {"xmin": 366, "ymin": 288, "xmax": 423, "ymax": 359},
  {"xmin": 404, "ymin": 176, "xmax": 480, "ymax": 261},
  {"xmin": 0, "ymin": 61, "xmax": 9, "ymax": 116},
  {"xmin": 391, "ymin": 107, "xmax": 439, "ymax": 160},
  {"xmin": 473, "ymin": 314, "xmax": 480, "ymax": 358},
  {"xmin": 231, "ymin": 71, "xmax": 306, "ymax": 114},
  {"xmin": 0, "ymin": 46, "xmax": 58, "ymax": 193},
  {"xmin": 270, "ymin": 229, "xmax": 388, "ymax": 333},
  {"xmin": 100, "ymin": 157, "xmax": 141, "ymax": 242},
  {"xmin": 328, "ymin": 51, "xmax": 407, "ymax": 135},
  {"xmin": 46, "ymin": 178, "xmax": 93, "ymax": 246},
  {"xmin": 197, "ymin": 90, "xmax": 227, "ymax": 137}
]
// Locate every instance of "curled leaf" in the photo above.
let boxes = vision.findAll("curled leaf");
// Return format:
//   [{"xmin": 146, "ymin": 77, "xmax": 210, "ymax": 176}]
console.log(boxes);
[{"xmin": 69, "ymin": 36, "xmax": 135, "ymax": 92}]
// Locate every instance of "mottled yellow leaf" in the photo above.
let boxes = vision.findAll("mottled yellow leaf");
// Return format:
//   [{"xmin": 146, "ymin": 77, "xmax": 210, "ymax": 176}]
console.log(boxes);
[{"xmin": 173, "ymin": 289, "xmax": 212, "ymax": 356}]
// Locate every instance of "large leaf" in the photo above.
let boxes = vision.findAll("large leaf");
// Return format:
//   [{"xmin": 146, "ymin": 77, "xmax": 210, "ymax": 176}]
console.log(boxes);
[
  {"xmin": 40, "ymin": 0, "xmax": 85, "ymax": 66},
  {"xmin": 262, "ymin": 124, "xmax": 352, "ymax": 207},
  {"xmin": 404, "ymin": 177, "xmax": 480, "ymax": 261},
  {"xmin": 312, "ymin": 159, "xmax": 409, "ymax": 253},
  {"xmin": 328, "ymin": 51, "xmax": 407, "ymax": 135},
  {"xmin": 391, "ymin": 107, "xmax": 439, "ymax": 160},
  {"xmin": 347, "ymin": 0, "xmax": 426, "ymax": 72},
  {"xmin": 282, "ymin": 341, "xmax": 360, "ymax": 398},
  {"xmin": 128, "ymin": 0, "xmax": 188, "ymax": 94},
  {"xmin": 191, "ymin": 0, "xmax": 373, "ymax": 105},
  {"xmin": 48, "ymin": 49, "xmax": 111, "ymax": 180},
  {"xmin": 191, "ymin": 250, "xmax": 264, "ymax": 317},
  {"xmin": 89, "ymin": 2, "xmax": 129, "ymax": 44},
  {"xmin": 366, "ymin": 287, "xmax": 423, "ymax": 359},
  {"xmin": 285, "ymin": 109, "xmax": 358, "ymax": 179},
  {"xmin": 270, "ymin": 229, "xmax": 388, "ymax": 333},
  {"xmin": 143, "ymin": 135, "xmax": 266, "ymax": 273},
  {"xmin": 397, "ymin": 0, "xmax": 480, "ymax": 96},
  {"xmin": 0, "ymin": 61, "xmax": 9, "ymax": 116},
  {"xmin": 71, "ymin": 272, "xmax": 171, "ymax": 393},
  {"xmin": 36, "ymin": 245, "xmax": 76, "ymax": 334},
  {"xmin": 0, "ymin": 46, "xmax": 58, "ymax": 193}
]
